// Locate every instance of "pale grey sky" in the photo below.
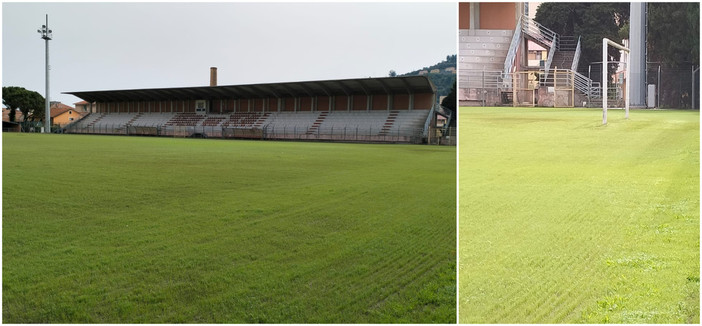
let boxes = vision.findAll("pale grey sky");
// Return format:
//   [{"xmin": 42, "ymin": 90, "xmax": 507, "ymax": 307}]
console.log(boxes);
[{"xmin": 2, "ymin": 2, "xmax": 457, "ymax": 105}]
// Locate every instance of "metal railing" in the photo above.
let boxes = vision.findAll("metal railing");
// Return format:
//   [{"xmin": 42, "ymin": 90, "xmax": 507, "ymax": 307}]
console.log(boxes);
[
  {"xmin": 461, "ymin": 70, "xmax": 505, "ymax": 90},
  {"xmin": 571, "ymin": 36, "xmax": 582, "ymax": 71},
  {"xmin": 542, "ymin": 34, "xmax": 558, "ymax": 81},
  {"xmin": 262, "ymin": 125, "xmax": 424, "ymax": 143},
  {"xmin": 422, "ymin": 105, "xmax": 436, "ymax": 138},
  {"xmin": 503, "ymin": 18, "xmax": 523, "ymax": 81},
  {"xmin": 521, "ymin": 15, "xmax": 558, "ymax": 48},
  {"xmin": 65, "ymin": 122, "xmax": 427, "ymax": 144}
]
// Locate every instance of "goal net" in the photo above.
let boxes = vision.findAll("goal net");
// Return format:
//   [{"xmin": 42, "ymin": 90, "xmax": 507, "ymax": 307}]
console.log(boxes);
[{"xmin": 602, "ymin": 38, "xmax": 630, "ymax": 124}]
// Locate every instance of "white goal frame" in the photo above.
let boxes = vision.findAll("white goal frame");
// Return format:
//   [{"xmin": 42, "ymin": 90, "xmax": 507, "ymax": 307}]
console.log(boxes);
[{"xmin": 602, "ymin": 38, "xmax": 630, "ymax": 124}]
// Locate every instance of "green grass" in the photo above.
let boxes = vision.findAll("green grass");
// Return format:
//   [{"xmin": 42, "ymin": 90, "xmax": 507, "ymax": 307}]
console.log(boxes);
[
  {"xmin": 2, "ymin": 134, "xmax": 456, "ymax": 323},
  {"xmin": 459, "ymin": 107, "xmax": 699, "ymax": 323}
]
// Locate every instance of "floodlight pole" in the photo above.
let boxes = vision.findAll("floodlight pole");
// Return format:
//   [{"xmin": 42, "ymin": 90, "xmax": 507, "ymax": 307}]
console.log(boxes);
[
  {"xmin": 38, "ymin": 14, "xmax": 52, "ymax": 133},
  {"xmin": 602, "ymin": 38, "xmax": 630, "ymax": 124}
]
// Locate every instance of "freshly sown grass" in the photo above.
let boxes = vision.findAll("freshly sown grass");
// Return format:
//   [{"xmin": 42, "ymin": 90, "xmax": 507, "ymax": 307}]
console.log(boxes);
[
  {"xmin": 3, "ymin": 134, "xmax": 456, "ymax": 323},
  {"xmin": 459, "ymin": 107, "xmax": 699, "ymax": 323}
]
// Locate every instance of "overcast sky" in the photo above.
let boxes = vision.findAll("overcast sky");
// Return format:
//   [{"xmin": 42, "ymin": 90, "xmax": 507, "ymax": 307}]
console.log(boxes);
[{"xmin": 2, "ymin": 2, "xmax": 456, "ymax": 105}]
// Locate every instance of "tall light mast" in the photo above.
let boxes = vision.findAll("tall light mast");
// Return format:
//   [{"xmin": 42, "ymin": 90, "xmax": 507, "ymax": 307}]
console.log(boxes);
[{"xmin": 38, "ymin": 14, "xmax": 52, "ymax": 133}]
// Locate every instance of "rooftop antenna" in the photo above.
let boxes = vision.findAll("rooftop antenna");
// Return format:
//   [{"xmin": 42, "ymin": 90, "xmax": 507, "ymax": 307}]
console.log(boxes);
[{"xmin": 37, "ymin": 14, "xmax": 52, "ymax": 133}]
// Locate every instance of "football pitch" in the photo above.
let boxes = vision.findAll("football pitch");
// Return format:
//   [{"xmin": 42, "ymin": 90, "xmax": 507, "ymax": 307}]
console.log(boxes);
[
  {"xmin": 459, "ymin": 107, "xmax": 699, "ymax": 323},
  {"xmin": 2, "ymin": 134, "xmax": 456, "ymax": 323}
]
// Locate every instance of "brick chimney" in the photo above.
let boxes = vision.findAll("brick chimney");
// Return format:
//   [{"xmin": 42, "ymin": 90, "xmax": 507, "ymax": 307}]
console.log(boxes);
[{"xmin": 210, "ymin": 67, "xmax": 217, "ymax": 87}]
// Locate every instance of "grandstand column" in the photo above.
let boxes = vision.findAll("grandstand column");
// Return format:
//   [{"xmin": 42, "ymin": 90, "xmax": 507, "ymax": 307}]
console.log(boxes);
[
  {"xmin": 409, "ymin": 93, "xmax": 414, "ymax": 110},
  {"xmin": 387, "ymin": 94, "xmax": 392, "ymax": 110},
  {"xmin": 330, "ymin": 96, "xmax": 334, "ymax": 111},
  {"xmin": 367, "ymin": 95, "xmax": 371, "ymax": 111},
  {"xmin": 469, "ymin": 3, "xmax": 479, "ymax": 29},
  {"xmin": 277, "ymin": 98, "xmax": 282, "ymax": 112}
]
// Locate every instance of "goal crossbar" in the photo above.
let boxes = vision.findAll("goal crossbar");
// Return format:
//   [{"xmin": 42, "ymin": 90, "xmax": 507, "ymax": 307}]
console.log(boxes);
[{"xmin": 602, "ymin": 38, "xmax": 630, "ymax": 124}]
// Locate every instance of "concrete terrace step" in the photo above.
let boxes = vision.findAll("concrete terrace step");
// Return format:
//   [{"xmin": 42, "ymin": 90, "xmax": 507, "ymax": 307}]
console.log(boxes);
[
  {"xmin": 459, "ymin": 35, "xmax": 512, "ymax": 44},
  {"xmin": 459, "ymin": 56, "xmax": 505, "ymax": 64},
  {"xmin": 460, "ymin": 42, "xmax": 510, "ymax": 51},
  {"xmin": 461, "ymin": 49, "xmax": 509, "ymax": 57},
  {"xmin": 459, "ymin": 62, "xmax": 504, "ymax": 71},
  {"xmin": 459, "ymin": 29, "xmax": 513, "ymax": 37}
]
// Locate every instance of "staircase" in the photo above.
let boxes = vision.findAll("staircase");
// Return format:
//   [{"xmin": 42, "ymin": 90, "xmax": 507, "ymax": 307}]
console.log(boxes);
[
  {"xmin": 87, "ymin": 113, "xmax": 106, "ymax": 127},
  {"xmin": 253, "ymin": 112, "xmax": 271, "ymax": 128},
  {"xmin": 551, "ymin": 51, "xmax": 575, "ymax": 70},
  {"xmin": 306, "ymin": 111, "xmax": 328, "ymax": 135},
  {"xmin": 519, "ymin": 16, "xmax": 601, "ymax": 105},
  {"xmin": 378, "ymin": 111, "xmax": 399, "ymax": 136},
  {"xmin": 550, "ymin": 35, "xmax": 577, "ymax": 70},
  {"xmin": 126, "ymin": 112, "xmax": 143, "ymax": 126}
]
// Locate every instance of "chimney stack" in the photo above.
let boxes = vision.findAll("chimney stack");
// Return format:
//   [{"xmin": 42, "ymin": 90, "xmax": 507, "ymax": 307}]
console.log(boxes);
[{"xmin": 210, "ymin": 67, "xmax": 217, "ymax": 87}]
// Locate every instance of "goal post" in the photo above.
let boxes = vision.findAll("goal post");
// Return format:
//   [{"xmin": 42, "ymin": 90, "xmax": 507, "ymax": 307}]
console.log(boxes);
[{"xmin": 602, "ymin": 38, "xmax": 630, "ymax": 124}]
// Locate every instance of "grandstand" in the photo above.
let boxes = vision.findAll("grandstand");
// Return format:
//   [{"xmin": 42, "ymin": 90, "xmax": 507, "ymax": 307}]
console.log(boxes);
[{"xmin": 65, "ymin": 75, "xmax": 447, "ymax": 143}]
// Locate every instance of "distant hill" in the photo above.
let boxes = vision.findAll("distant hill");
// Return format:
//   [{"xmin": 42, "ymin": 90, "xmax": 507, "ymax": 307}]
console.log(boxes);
[{"xmin": 396, "ymin": 55, "xmax": 456, "ymax": 99}]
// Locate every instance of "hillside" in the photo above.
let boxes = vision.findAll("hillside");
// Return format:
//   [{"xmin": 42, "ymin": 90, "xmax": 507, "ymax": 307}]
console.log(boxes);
[{"xmin": 397, "ymin": 55, "xmax": 456, "ymax": 99}]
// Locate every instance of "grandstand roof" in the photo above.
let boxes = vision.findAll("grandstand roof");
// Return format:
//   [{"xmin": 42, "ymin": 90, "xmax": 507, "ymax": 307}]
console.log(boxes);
[{"xmin": 65, "ymin": 76, "xmax": 436, "ymax": 103}]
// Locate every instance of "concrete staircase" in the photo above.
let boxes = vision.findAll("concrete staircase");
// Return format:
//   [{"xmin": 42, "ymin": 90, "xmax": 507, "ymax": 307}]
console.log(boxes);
[
  {"xmin": 253, "ymin": 113, "xmax": 271, "ymax": 128},
  {"xmin": 126, "ymin": 112, "xmax": 143, "ymax": 126},
  {"xmin": 551, "ymin": 51, "xmax": 575, "ymax": 70},
  {"xmin": 378, "ymin": 111, "xmax": 399, "ymax": 136},
  {"xmin": 306, "ymin": 111, "xmax": 328, "ymax": 135}
]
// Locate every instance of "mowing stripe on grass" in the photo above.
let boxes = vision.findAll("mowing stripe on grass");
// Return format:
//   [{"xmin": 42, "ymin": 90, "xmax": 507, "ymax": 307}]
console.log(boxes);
[
  {"xmin": 3, "ymin": 133, "xmax": 456, "ymax": 323},
  {"xmin": 459, "ymin": 107, "xmax": 699, "ymax": 323}
]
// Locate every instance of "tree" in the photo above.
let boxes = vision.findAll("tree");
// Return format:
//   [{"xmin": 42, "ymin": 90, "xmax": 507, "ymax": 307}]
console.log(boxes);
[
  {"xmin": 535, "ymin": 3, "xmax": 630, "ymax": 74},
  {"xmin": 2, "ymin": 87, "xmax": 45, "ymax": 123},
  {"xmin": 8, "ymin": 107, "xmax": 16, "ymax": 122},
  {"xmin": 388, "ymin": 70, "xmax": 397, "ymax": 77},
  {"xmin": 648, "ymin": 2, "xmax": 699, "ymax": 66}
]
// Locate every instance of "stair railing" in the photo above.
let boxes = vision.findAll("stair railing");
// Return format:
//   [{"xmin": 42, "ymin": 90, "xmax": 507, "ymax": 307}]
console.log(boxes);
[
  {"xmin": 502, "ymin": 18, "xmax": 522, "ymax": 88},
  {"xmin": 542, "ymin": 33, "xmax": 558, "ymax": 82},
  {"xmin": 521, "ymin": 15, "xmax": 558, "ymax": 48},
  {"xmin": 571, "ymin": 36, "xmax": 582, "ymax": 72},
  {"xmin": 422, "ymin": 104, "xmax": 436, "ymax": 138},
  {"xmin": 573, "ymin": 71, "xmax": 592, "ymax": 96}
]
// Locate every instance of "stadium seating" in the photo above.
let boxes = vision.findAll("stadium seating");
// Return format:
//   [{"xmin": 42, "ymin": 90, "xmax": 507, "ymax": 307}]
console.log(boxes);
[
  {"xmin": 165, "ymin": 113, "xmax": 205, "ymax": 126},
  {"xmin": 459, "ymin": 29, "xmax": 513, "ymax": 73},
  {"xmin": 67, "ymin": 109, "xmax": 431, "ymax": 142},
  {"xmin": 130, "ymin": 112, "xmax": 177, "ymax": 127}
]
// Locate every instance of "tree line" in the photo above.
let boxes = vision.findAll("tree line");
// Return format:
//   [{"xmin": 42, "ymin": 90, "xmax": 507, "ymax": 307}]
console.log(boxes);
[
  {"xmin": 534, "ymin": 2, "xmax": 699, "ymax": 70},
  {"xmin": 2, "ymin": 86, "xmax": 45, "ymax": 123}
]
